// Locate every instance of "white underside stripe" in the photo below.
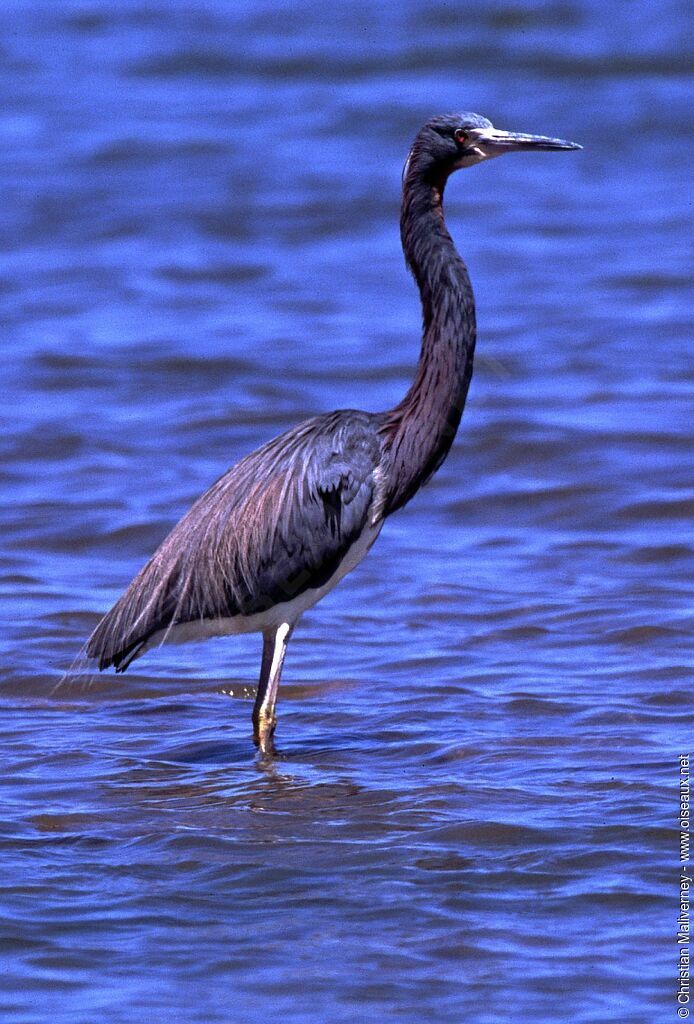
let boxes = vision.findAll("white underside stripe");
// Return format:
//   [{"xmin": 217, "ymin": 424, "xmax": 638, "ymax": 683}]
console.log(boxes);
[{"xmin": 140, "ymin": 519, "xmax": 383, "ymax": 655}]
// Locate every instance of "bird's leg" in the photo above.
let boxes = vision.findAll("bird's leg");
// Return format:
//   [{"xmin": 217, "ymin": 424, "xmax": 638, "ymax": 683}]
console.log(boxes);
[{"xmin": 252, "ymin": 622, "xmax": 292, "ymax": 755}]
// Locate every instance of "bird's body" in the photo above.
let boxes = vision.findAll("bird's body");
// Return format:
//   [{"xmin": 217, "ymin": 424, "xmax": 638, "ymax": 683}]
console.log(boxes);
[
  {"xmin": 86, "ymin": 112, "xmax": 579, "ymax": 752},
  {"xmin": 91, "ymin": 410, "xmax": 386, "ymax": 669}
]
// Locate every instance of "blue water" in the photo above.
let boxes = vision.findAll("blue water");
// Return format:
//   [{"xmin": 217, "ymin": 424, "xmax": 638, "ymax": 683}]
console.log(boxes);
[{"xmin": 1, "ymin": 2, "xmax": 692, "ymax": 1022}]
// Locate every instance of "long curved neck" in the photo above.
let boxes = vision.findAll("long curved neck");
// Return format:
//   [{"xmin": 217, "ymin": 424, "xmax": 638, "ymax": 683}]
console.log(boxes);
[{"xmin": 379, "ymin": 164, "xmax": 476, "ymax": 515}]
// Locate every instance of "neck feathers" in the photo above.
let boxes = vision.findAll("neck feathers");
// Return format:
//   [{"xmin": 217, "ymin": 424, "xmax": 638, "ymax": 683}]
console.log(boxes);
[{"xmin": 378, "ymin": 161, "xmax": 476, "ymax": 515}]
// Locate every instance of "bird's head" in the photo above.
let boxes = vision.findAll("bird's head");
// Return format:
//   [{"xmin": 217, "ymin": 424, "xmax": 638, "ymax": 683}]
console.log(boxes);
[{"xmin": 404, "ymin": 112, "xmax": 581, "ymax": 185}]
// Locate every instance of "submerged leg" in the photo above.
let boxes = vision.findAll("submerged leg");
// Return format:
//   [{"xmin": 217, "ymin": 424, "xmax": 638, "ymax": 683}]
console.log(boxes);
[{"xmin": 252, "ymin": 622, "xmax": 292, "ymax": 754}]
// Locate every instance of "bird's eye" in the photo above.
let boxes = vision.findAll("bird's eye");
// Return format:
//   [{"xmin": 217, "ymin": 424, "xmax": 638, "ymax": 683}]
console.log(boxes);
[{"xmin": 454, "ymin": 128, "xmax": 468, "ymax": 144}]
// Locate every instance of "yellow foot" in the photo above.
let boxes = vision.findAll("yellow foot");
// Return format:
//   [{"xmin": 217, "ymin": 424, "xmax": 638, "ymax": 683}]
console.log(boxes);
[{"xmin": 253, "ymin": 716, "xmax": 277, "ymax": 756}]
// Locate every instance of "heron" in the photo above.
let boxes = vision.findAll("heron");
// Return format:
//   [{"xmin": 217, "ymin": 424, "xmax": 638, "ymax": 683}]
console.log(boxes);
[{"xmin": 85, "ymin": 112, "xmax": 580, "ymax": 754}]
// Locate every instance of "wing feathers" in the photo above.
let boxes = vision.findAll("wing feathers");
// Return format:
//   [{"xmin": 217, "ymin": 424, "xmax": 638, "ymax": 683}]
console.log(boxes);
[{"xmin": 87, "ymin": 411, "xmax": 383, "ymax": 669}]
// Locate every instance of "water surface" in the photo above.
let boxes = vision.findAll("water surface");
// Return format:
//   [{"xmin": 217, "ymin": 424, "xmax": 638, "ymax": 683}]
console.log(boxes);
[{"xmin": 1, "ymin": 2, "xmax": 692, "ymax": 1022}]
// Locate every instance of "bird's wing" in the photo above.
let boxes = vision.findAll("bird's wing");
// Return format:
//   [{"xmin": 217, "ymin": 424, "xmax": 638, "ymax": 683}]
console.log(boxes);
[{"xmin": 87, "ymin": 411, "xmax": 383, "ymax": 670}]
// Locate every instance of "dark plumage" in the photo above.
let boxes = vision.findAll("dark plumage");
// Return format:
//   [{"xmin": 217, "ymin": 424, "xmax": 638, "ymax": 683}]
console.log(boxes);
[
  {"xmin": 89, "ymin": 411, "xmax": 382, "ymax": 669},
  {"xmin": 85, "ymin": 112, "xmax": 580, "ymax": 752}
]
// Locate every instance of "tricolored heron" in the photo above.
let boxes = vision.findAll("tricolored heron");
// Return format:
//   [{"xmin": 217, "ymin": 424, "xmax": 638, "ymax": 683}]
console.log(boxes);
[{"xmin": 86, "ymin": 112, "xmax": 580, "ymax": 753}]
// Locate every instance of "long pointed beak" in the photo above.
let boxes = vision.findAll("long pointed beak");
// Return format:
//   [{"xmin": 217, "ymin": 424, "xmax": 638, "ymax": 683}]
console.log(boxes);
[{"xmin": 474, "ymin": 128, "xmax": 582, "ymax": 153}]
